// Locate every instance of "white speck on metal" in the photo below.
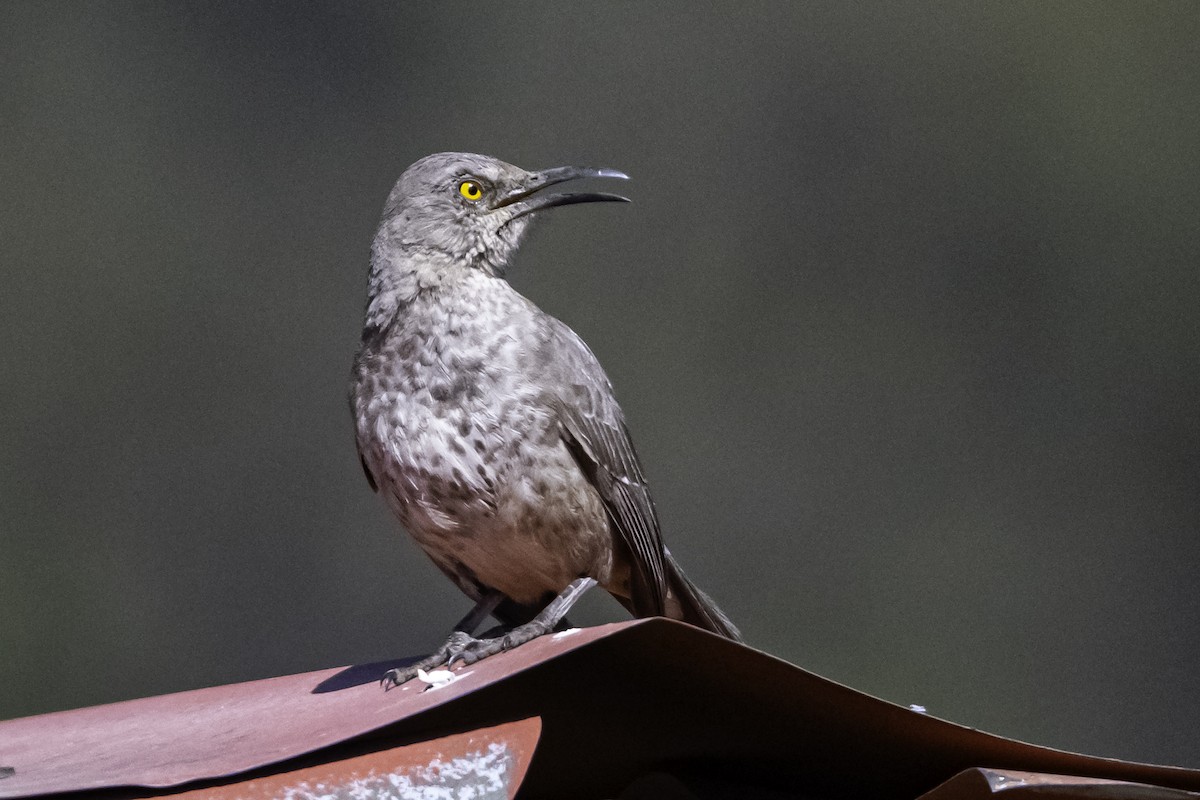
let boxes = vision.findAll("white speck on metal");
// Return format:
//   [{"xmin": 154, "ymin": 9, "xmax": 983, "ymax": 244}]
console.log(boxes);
[
  {"xmin": 416, "ymin": 669, "xmax": 473, "ymax": 691},
  {"xmin": 909, "ymin": 704, "xmax": 927, "ymax": 713},
  {"xmin": 416, "ymin": 669, "xmax": 456, "ymax": 687}
]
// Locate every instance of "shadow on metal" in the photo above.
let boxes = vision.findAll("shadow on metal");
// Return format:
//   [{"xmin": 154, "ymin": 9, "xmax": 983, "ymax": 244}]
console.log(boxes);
[{"xmin": 310, "ymin": 658, "xmax": 419, "ymax": 693}]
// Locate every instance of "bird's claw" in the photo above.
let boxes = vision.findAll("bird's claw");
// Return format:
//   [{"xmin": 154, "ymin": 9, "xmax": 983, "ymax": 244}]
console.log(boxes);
[
  {"xmin": 380, "ymin": 631, "xmax": 479, "ymax": 690},
  {"xmin": 380, "ymin": 623, "xmax": 551, "ymax": 690},
  {"xmin": 379, "ymin": 667, "xmax": 412, "ymax": 691}
]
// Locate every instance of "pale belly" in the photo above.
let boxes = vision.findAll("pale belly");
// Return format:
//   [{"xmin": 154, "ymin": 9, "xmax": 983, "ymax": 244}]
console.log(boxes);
[{"xmin": 355, "ymin": 388, "xmax": 617, "ymax": 605}]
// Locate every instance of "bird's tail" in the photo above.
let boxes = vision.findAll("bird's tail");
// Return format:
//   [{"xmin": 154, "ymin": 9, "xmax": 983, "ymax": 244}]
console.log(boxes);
[{"xmin": 664, "ymin": 550, "xmax": 743, "ymax": 642}]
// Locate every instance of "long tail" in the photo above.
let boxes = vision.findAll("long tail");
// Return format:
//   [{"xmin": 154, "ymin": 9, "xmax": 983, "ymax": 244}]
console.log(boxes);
[{"xmin": 664, "ymin": 550, "xmax": 743, "ymax": 642}]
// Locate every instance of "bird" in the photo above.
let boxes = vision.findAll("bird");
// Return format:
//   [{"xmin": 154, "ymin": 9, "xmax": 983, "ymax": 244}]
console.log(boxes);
[{"xmin": 349, "ymin": 152, "xmax": 741, "ymax": 688}]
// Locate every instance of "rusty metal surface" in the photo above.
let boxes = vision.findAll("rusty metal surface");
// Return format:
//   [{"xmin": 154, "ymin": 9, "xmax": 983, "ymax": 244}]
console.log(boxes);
[
  {"xmin": 920, "ymin": 768, "xmax": 1200, "ymax": 799},
  {"xmin": 0, "ymin": 622, "xmax": 620, "ymax": 798},
  {"xmin": 2, "ymin": 618, "xmax": 1200, "ymax": 799},
  {"xmin": 167, "ymin": 718, "xmax": 540, "ymax": 800}
]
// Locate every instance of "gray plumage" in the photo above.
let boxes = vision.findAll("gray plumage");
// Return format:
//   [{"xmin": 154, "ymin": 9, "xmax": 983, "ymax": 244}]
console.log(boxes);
[{"xmin": 350, "ymin": 153, "xmax": 739, "ymax": 685}]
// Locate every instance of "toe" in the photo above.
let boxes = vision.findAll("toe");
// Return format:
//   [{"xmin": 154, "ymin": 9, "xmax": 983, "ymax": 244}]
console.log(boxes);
[{"xmin": 381, "ymin": 668, "xmax": 408, "ymax": 690}]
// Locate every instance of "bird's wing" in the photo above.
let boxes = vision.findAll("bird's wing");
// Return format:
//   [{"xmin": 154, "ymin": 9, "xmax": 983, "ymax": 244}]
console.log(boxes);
[
  {"xmin": 540, "ymin": 316, "xmax": 668, "ymax": 617},
  {"xmin": 357, "ymin": 446, "xmax": 378, "ymax": 492}
]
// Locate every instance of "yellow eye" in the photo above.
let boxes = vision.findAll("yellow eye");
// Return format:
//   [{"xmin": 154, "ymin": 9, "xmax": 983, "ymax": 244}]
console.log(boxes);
[{"xmin": 458, "ymin": 180, "xmax": 483, "ymax": 201}]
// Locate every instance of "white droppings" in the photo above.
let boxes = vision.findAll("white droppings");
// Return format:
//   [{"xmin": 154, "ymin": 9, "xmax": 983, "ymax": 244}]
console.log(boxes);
[
  {"xmin": 909, "ymin": 704, "xmax": 927, "ymax": 713},
  {"xmin": 417, "ymin": 668, "xmax": 473, "ymax": 691},
  {"xmin": 552, "ymin": 627, "xmax": 582, "ymax": 639}
]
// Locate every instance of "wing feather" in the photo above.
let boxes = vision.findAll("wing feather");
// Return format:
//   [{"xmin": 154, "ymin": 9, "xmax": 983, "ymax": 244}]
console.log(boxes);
[{"xmin": 541, "ymin": 317, "xmax": 668, "ymax": 616}]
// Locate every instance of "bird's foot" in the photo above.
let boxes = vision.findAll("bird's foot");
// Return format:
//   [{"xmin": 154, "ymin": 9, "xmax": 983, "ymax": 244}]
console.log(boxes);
[
  {"xmin": 380, "ymin": 621, "xmax": 552, "ymax": 690},
  {"xmin": 381, "ymin": 631, "xmax": 474, "ymax": 690}
]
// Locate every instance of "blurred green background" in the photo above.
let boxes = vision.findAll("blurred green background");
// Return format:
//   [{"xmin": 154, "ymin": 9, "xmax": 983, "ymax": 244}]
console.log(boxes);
[{"xmin": 3, "ymin": 1, "xmax": 1199, "ymax": 768}]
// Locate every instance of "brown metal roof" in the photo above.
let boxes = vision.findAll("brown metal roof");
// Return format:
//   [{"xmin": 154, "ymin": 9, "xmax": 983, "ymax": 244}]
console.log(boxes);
[
  {"xmin": 1, "ymin": 619, "xmax": 1199, "ymax": 799},
  {"xmin": 163, "ymin": 718, "xmax": 541, "ymax": 800},
  {"xmin": 918, "ymin": 768, "xmax": 1200, "ymax": 800}
]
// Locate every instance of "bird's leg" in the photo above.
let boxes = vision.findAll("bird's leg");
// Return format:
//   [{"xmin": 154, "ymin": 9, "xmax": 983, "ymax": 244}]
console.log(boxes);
[
  {"xmin": 381, "ymin": 578, "xmax": 596, "ymax": 690},
  {"xmin": 452, "ymin": 590, "xmax": 504, "ymax": 635}
]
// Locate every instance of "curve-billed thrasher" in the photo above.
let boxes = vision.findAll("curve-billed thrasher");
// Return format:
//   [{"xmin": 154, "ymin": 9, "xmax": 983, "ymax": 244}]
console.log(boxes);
[{"xmin": 351, "ymin": 153, "xmax": 741, "ymax": 687}]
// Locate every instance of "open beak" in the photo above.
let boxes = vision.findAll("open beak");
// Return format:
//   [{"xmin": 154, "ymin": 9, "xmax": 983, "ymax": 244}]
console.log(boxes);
[{"xmin": 493, "ymin": 166, "xmax": 630, "ymax": 223}]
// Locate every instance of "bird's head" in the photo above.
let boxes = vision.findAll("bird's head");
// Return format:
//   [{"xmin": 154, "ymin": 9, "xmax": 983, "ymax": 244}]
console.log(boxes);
[{"xmin": 377, "ymin": 152, "xmax": 629, "ymax": 277}]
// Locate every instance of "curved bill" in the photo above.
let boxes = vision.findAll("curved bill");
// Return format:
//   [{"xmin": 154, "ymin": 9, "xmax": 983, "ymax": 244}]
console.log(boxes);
[{"xmin": 494, "ymin": 165, "xmax": 630, "ymax": 223}]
